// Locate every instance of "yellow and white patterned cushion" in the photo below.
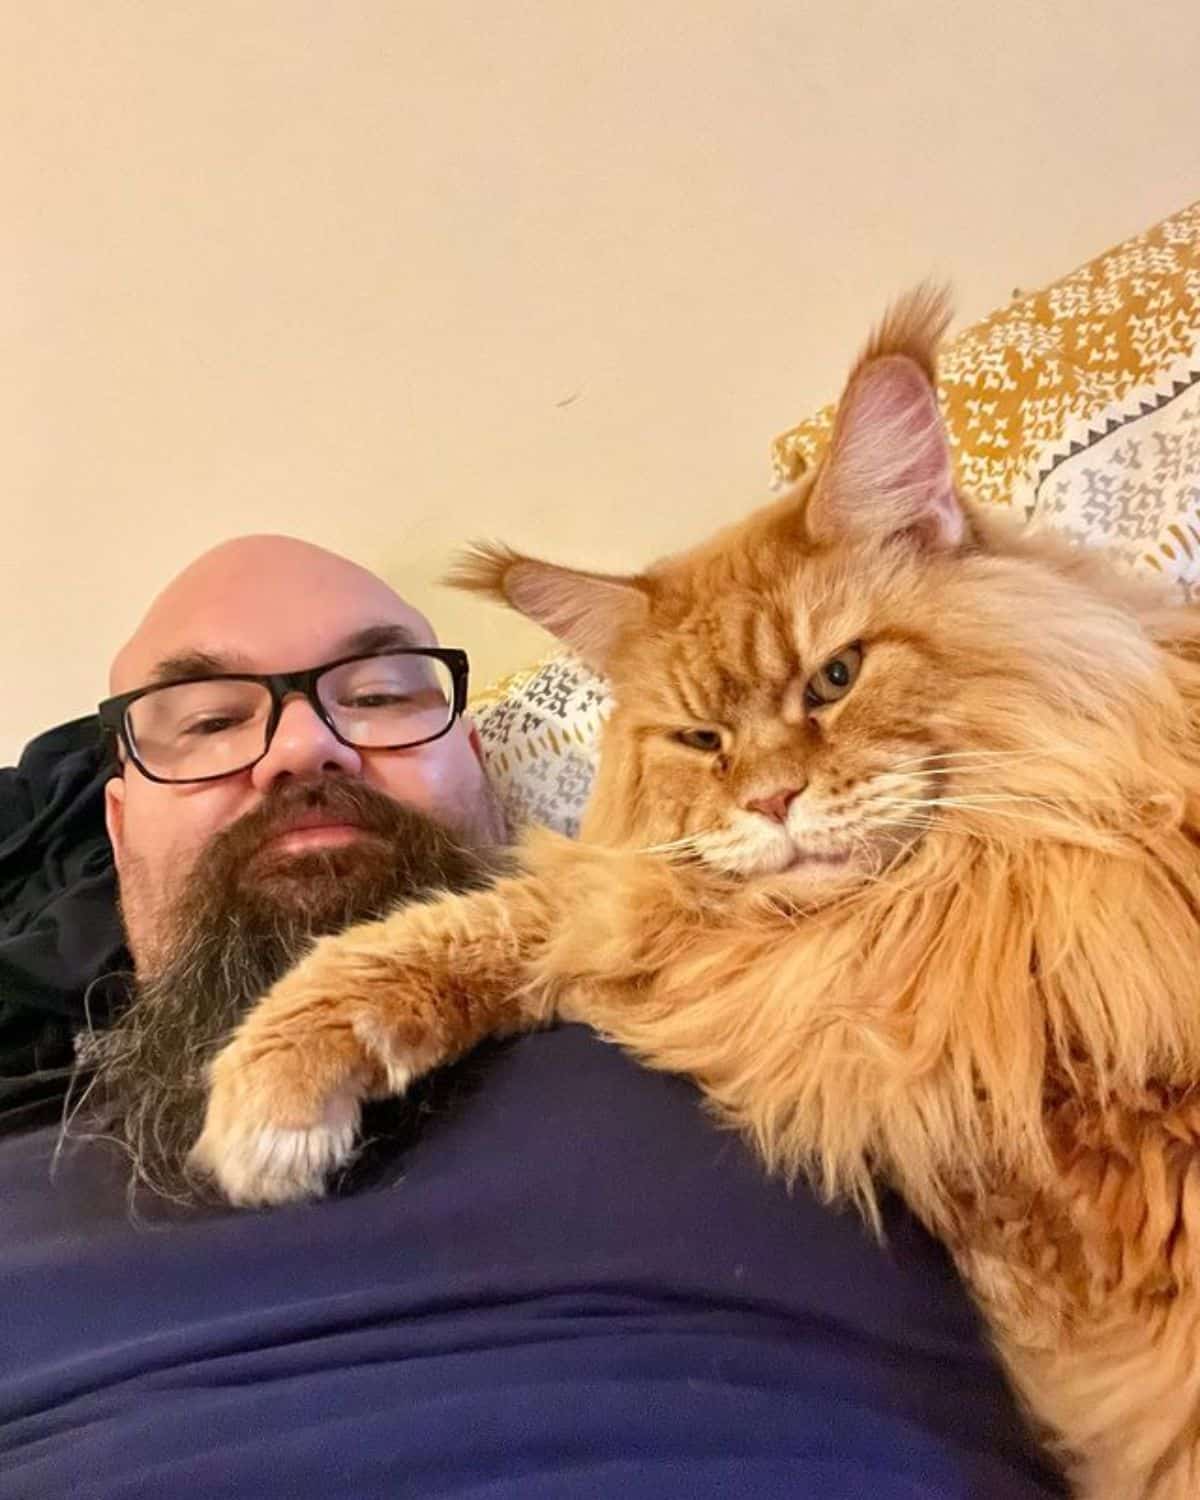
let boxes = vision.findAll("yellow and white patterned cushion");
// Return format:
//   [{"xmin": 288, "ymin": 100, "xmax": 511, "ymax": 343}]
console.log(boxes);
[
  {"xmin": 475, "ymin": 200, "xmax": 1200, "ymax": 836},
  {"xmin": 773, "ymin": 200, "xmax": 1200, "ymax": 593}
]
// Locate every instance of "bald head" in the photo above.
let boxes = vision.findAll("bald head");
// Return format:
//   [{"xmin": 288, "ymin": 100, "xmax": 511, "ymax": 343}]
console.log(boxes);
[
  {"xmin": 104, "ymin": 533, "xmax": 504, "ymax": 969},
  {"xmin": 111, "ymin": 534, "xmax": 437, "ymax": 695}
]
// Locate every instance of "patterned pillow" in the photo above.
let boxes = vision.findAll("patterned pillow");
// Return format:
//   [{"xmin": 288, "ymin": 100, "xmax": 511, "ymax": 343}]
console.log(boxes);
[
  {"xmin": 471, "ymin": 655, "xmax": 611, "ymax": 837},
  {"xmin": 475, "ymin": 199, "xmax": 1200, "ymax": 836},
  {"xmin": 773, "ymin": 200, "xmax": 1200, "ymax": 596}
]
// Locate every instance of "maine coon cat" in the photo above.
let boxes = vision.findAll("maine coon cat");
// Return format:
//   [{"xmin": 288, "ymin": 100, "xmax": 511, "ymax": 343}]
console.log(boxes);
[{"xmin": 193, "ymin": 289, "xmax": 1200, "ymax": 1499}]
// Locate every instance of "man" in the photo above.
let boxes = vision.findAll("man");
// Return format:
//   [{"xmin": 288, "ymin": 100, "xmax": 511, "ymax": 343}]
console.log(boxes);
[
  {"xmin": 88, "ymin": 533, "xmax": 506, "ymax": 1202},
  {"xmin": 0, "ymin": 536, "xmax": 1063, "ymax": 1499}
]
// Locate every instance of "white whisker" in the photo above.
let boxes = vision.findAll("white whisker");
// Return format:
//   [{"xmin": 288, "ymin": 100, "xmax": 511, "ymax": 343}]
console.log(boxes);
[
  {"xmin": 888, "ymin": 746, "xmax": 1076, "ymax": 771},
  {"xmin": 635, "ymin": 835, "xmax": 708, "ymax": 856},
  {"xmin": 872, "ymin": 794, "xmax": 1090, "ymax": 832}
]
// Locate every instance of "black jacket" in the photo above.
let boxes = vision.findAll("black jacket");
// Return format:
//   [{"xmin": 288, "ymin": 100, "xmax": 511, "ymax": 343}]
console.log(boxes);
[{"xmin": 0, "ymin": 715, "xmax": 129, "ymax": 1130}]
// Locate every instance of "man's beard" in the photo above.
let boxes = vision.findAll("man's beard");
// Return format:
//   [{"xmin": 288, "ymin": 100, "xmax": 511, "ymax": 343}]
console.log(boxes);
[{"xmin": 69, "ymin": 777, "xmax": 504, "ymax": 1210}]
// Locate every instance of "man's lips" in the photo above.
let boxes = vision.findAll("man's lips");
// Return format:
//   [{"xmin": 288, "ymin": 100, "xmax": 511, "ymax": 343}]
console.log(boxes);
[
  {"xmin": 256, "ymin": 810, "xmax": 379, "ymax": 857},
  {"xmin": 267, "ymin": 825, "xmax": 370, "ymax": 854}
]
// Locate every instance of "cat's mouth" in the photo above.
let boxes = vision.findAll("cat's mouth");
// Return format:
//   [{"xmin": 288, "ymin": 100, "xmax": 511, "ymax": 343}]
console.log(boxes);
[
  {"xmin": 753, "ymin": 820, "xmax": 926, "ymax": 890},
  {"xmin": 741, "ymin": 841, "xmax": 867, "ymax": 907},
  {"xmin": 778, "ymin": 847, "xmax": 854, "ymax": 871}
]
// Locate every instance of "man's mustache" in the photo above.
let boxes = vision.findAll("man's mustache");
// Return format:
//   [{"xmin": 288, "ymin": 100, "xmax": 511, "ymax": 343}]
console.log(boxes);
[
  {"xmin": 200, "ymin": 775, "xmax": 510, "ymax": 901},
  {"xmin": 214, "ymin": 777, "xmax": 423, "ymax": 864}
]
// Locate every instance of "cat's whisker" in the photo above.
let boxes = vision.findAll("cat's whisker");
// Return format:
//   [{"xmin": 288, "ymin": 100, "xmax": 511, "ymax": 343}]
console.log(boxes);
[
  {"xmin": 635, "ymin": 828, "xmax": 732, "ymax": 859},
  {"xmin": 888, "ymin": 746, "xmax": 1076, "ymax": 771},
  {"xmin": 872, "ymin": 794, "xmax": 1103, "ymax": 834},
  {"xmin": 872, "ymin": 766, "xmax": 1084, "ymax": 794},
  {"xmin": 876, "ymin": 764, "xmax": 1129, "ymax": 797},
  {"xmin": 875, "ymin": 797, "xmax": 1050, "ymax": 824},
  {"xmin": 635, "ymin": 835, "xmax": 706, "ymax": 857},
  {"xmin": 876, "ymin": 785, "xmax": 1080, "ymax": 808},
  {"xmin": 872, "ymin": 811, "xmax": 971, "ymax": 841},
  {"xmin": 874, "ymin": 763, "xmax": 1035, "ymax": 783}
]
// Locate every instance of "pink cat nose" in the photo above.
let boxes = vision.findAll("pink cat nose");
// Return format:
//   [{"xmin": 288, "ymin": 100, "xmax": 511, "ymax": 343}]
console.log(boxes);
[{"xmin": 744, "ymin": 786, "xmax": 805, "ymax": 825}]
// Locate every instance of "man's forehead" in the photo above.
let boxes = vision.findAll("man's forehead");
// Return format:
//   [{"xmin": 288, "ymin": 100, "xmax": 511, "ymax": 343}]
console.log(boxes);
[
  {"xmin": 136, "ymin": 621, "xmax": 431, "ymax": 689},
  {"xmin": 110, "ymin": 539, "xmax": 438, "ymax": 693}
]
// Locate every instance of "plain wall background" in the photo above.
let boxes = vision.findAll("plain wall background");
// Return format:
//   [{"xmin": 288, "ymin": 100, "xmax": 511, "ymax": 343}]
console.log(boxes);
[{"xmin": 3, "ymin": 1, "xmax": 1198, "ymax": 762}]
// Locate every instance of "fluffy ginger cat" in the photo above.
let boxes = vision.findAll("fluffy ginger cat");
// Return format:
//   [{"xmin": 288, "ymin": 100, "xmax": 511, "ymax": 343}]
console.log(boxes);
[{"xmin": 193, "ymin": 289, "xmax": 1200, "ymax": 1499}]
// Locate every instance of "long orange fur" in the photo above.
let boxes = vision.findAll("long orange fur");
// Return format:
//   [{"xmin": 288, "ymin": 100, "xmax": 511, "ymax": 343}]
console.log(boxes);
[{"xmin": 195, "ymin": 290, "xmax": 1200, "ymax": 1499}]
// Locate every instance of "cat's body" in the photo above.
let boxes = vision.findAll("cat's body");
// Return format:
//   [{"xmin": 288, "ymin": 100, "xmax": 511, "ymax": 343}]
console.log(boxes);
[{"xmin": 194, "ymin": 290, "xmax": 1200, "ymax": 1498}]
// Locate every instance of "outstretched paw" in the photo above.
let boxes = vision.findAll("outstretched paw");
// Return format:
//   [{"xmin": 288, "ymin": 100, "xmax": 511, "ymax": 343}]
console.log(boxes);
[
  {"xmin": 190, "ymin": 999, "xmax": 455, "ymax": 1206},
  {"xmin": 189, "ymin": 1025, "xmax": 374, "ymax": 1207},
  {"xmin": 189, "ymin": 924, "xmax": 475, "ymax": 1207},
  {"xmin": 190, "ymin": 1071, "xmax": 363, "ymax": 1207}
]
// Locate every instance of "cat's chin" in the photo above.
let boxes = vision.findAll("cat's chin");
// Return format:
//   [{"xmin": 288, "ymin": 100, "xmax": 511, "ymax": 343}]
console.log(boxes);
[
  {"xmin": 777, "ymin": 848, "xmax": 854, "ymax": 873},
  {"xmin": 751, "ymin": 846, "xmax": 867, "ymax": 907}
]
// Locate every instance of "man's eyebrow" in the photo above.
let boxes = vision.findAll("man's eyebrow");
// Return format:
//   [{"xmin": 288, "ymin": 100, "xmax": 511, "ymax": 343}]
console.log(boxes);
[
  {"xmin": 144, "ymin": 625, "xmax": 424, "ymax": 688},
  {"xmin": 336, "ymin": 623, "xmax": 423, "ymax": 655},
  {"xmin": 145, "ymin": 649, "xmax": 254, "ymax": 686}
]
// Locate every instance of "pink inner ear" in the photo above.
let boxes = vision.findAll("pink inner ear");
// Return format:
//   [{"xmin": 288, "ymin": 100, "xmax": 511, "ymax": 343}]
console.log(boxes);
[
  {"xmin": 824, "ymin": 355, "xmax": 962, "ymax": 550},
  {"xmin": 505, "ymin": 560, "xmax": 649, "ymax": 672}
]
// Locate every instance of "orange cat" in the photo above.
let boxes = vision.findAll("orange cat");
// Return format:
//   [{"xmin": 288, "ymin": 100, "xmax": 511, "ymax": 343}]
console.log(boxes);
[{"xmin": 194, "ymin": 290, "xmax": 1200, "ymax": 1499}]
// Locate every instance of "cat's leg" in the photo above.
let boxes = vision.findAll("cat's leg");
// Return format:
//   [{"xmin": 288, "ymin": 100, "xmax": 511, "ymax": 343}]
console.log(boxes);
[
  {"xmin": 987, "ymin": 1268, "xmax": 1200, "ymax": 1500},
  {"xmin": 972, "ymin": 1097, "xmax": 1200, "ymax": 1500},
  {"xmin": 190, "ymin": 874, "xmax": 555, "ymax": 1206}
]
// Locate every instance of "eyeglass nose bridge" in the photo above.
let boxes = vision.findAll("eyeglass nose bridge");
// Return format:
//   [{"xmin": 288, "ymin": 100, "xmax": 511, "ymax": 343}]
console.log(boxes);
[{"xmin": 256, "ymin": 667, "xmax": 347, "ymax": 761}]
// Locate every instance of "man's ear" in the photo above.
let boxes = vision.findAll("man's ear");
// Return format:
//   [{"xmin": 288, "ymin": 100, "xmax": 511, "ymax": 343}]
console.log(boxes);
[
  {"xmin": 465, "ymin": 719, "xmax": 486, "ymax": 770},
  {"xmin": 446, "ymin": 543, "xmax": 650, "ymax": 674},
  {"xmin": 104, "ymin": 774, "xmax": 126, "ymax": 874}
]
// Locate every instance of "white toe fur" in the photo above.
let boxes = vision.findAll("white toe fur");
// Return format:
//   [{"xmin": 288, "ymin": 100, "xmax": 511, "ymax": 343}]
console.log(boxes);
[{"xmin": 192, "ymin": 1086, "xmax": 362, "ymax": 1207}]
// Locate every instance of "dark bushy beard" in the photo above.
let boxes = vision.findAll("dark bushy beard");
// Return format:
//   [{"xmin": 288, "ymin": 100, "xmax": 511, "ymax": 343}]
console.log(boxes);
[{"xmin": 69, "ymin": 777, "xmax": 503, "ymax": 1210}]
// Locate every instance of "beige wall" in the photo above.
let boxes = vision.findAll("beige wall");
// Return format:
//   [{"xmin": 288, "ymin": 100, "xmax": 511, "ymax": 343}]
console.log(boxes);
[{"xmin": 3, "ymin": 1, "xmax": 1198, "ymax": 762}]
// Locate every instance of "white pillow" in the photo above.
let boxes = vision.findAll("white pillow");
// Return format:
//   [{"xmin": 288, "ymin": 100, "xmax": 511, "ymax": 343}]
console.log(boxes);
[
  {"xmin": 472, "ymin": 655, "xmax": 610, "ymax": 837},
  {"xmin": 1011, "ymin": 339, "xmax": 1200, "ymax": 601}
]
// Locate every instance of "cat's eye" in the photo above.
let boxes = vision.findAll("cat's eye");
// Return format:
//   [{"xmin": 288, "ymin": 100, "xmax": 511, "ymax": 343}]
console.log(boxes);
[
  {"xmin": 805, "ymin": 642, "xmax": 864, "ymax": 708},
  {"xmin": 675, "ymin": 727, "xmax": 724, "ymax": 753}
]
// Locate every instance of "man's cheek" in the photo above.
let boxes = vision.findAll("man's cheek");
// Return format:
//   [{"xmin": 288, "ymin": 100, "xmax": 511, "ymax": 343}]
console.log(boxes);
[
  {"xmin": 366, "ymin": 751, "xmax": 450, "ymax": 811},
  {"xmin": 128, "ymin": 816, "xmax": 212, "ymax": 904},
  {"xmin": 159, "ymin": 786, "xmax": 255, "ymax": 866},
  {"xmin": 424, "ymin": 746, "xmax": 486, "ymax": 816}
]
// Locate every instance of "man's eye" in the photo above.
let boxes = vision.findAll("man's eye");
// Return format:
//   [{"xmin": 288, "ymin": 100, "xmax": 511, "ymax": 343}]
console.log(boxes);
[
  {"xmin": 181, "ymin": 714, "xmax": 245, "ymax": 737},
  {"xmin": 343, "ymin": 692, "xmax": 411, "ymax": 709},
  {"xmin": 674, "ymin": 727, "xmax": 723, "ymax": 753},
  {"xmin": 805, "ymin": 642, "xmax": 864, "ymax": 708}
]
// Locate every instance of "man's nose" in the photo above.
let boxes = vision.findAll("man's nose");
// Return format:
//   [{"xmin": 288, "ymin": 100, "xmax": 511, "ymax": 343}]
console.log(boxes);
[{"xmin": 250, "ymin": 695, "xmax": 363, "ymax": 790}]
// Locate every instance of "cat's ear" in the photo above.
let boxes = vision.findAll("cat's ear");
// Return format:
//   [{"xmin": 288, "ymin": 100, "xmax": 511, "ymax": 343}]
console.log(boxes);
[
  {"xmin": 806, "ymin": 286, "xmax": 963, "ymax": 552},
  {"xmin": 446, "ymin": 543, "xmax": 650, "ymax": 672}
]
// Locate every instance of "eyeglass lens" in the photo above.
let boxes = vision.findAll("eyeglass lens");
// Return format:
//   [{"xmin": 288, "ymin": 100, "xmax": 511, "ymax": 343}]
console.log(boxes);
[{"xmin": 125, "ymin": 652, "xmax": 456, "ymax": 780}]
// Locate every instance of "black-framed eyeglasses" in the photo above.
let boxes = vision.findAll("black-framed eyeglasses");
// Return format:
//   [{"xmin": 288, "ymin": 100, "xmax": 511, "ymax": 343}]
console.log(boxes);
[{"xmin": 98, "ymin": 647, "xmax": 470, "ymax": 785}]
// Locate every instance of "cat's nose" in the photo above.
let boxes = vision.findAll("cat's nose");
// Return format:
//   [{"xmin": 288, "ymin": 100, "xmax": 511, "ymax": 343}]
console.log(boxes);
[{"xmin": 744, "ymin": 785, "xmax": 805, "ymax": 825}]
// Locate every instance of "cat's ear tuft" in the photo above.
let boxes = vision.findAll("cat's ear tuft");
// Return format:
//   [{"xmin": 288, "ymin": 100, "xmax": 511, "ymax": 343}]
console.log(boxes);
[
  {"xmin": 806, "ymin": 285, "xmax": 963, "ymax": 552},
  {"xmin": 445, "ymin": 542, "xmax": 650, "ymax": 672}
]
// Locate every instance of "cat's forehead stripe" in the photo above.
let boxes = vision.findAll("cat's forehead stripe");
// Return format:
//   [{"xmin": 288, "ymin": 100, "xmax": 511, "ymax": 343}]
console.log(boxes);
[
  {"xmin": 667, "ymin": 658, "xmax": 709, "ymax": 724},
  {"xmin": 752, "ymin": 606, "xmax": 792, "ymax": 680},
  {"xmin": 780, "ymin": 677, "xmax": 808, "ymax": 725}
]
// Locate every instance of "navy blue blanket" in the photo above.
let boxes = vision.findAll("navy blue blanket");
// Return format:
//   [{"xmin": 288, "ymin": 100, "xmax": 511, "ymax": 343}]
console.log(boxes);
[{"xmin": 1, "ymin": 1025, "xmax": 1063, "ymax": 1499}]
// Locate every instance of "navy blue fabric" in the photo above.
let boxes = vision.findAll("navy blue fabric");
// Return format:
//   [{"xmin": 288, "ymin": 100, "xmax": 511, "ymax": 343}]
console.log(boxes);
[{"xmin": 0, "ymin": 1024, "xmax": 1063, "ymax": 1499}]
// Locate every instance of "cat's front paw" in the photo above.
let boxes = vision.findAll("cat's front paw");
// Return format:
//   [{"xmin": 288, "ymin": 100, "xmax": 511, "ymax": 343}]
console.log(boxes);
[
  {"xmin": 190, "ymin": 1034, "xmax": 365, "ymax": 1208},
  {"xmin": 189, "ymin": 943, "xmax": 446, "ymax": 1207}
]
